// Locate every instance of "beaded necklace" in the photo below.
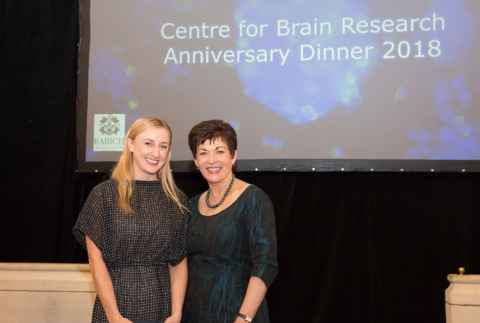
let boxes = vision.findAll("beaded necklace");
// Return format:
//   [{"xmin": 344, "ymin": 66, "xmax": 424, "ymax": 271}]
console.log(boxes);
[{"xmin": 205, "ymin": 175, "xmax": 235, "ymax": 209}]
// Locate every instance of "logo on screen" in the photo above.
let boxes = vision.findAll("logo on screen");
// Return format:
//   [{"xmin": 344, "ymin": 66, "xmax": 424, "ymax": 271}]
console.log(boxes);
[{"xmin": 93, "ymin": 114, "xmax": 125, "ymax": 151}]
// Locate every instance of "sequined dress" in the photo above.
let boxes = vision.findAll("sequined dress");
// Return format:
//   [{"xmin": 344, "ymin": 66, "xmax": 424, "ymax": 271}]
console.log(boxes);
[{"xmin": 73, "ymin": 180, "xmax": 187, "ymax": 323}]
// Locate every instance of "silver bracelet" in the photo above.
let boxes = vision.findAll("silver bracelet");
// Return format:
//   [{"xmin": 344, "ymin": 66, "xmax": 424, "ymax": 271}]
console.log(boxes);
[{"xmin": 237, "ymin": 312, "xmax": 253, "ymax": 322}]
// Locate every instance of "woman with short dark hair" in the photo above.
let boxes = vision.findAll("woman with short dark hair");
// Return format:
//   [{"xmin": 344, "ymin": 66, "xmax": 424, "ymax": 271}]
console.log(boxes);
[{"xmin": 183, "ymin": 119, "xmax": 278, "ymax": 323}]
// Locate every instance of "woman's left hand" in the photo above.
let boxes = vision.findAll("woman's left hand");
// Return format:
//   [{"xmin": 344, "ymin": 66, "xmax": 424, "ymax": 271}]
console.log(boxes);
[{"xmin": 164, "ymin": 314, "xmax": 181, "ymax": 323}]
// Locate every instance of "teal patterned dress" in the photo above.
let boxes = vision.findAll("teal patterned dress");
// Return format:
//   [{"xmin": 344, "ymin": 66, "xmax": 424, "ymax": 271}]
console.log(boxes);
[{"xmin": 182, "ymin": 185, "xmax": 278, "ymax": 323}]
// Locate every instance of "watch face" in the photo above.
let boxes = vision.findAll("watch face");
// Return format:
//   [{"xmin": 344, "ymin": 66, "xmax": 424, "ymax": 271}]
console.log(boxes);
[{"xmin": 238, "ymin": 313, "xmax": 253, "ymax": 322}]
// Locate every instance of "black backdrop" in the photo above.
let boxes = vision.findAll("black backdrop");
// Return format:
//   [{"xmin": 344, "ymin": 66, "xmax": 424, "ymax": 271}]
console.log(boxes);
[{"xmin": 2, "ymin": 2, "xmax": 479, "ymax": 323}]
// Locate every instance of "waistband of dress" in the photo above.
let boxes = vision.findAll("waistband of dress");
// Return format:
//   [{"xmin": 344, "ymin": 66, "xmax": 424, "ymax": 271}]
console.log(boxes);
[
  {"xmin": 106, "ymin": 261, "xmax": 168, "ymax": 271},
  {"xmin": 189, "ymin": 255, "xmax": 249, "ymax": 268}
]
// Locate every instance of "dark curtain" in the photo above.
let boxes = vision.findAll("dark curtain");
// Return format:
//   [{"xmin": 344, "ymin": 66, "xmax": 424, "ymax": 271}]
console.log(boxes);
[
  {"xmin": 2, "ymin": 0, "xmax": 78, "ymax": 261},
  {"xmin": 2, "ymin": 2, "xmax": 479, "ymax": 323}
]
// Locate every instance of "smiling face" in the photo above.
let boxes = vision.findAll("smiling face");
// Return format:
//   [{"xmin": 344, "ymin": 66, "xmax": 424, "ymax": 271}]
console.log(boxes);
[
  {"xmin": 127, "ymin": 126, "xmax": 171, "ymax": 181},
  {"xmin": 194, "ymin": 137, "xmax": 237, "ymax": 186}
]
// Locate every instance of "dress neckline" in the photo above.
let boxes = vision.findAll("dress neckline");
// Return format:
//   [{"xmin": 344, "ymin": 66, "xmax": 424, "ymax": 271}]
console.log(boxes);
[
  {"xmin": 132, "ymin": 180, "xmax": 161, "ymax": 185},
  {"xmin": 131, "ymin": 180, "xmax": 163, "ymax": 192},
  {"xmin": 197, "ymin": 184, "xmax": 253, "ymax": 218}
]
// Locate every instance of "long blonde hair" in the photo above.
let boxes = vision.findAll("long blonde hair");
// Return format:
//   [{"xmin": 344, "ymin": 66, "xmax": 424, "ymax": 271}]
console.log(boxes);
[{"xmin": 111, "ymin": 117, "xmax": 188, "ymax": 214}]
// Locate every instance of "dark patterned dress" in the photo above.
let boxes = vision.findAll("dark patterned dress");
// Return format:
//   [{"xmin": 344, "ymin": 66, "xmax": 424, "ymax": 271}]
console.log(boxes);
[
  {"xmin": 73, "ymin": 180, "xmax": 187, "ymax": 323},
  {"xmin": 182, "ymin": 185, "xmax": 278, "ymax": 323}
]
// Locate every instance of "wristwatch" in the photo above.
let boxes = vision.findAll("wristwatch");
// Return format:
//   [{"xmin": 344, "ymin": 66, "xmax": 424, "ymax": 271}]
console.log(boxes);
[{"xmin": 237, "ymin": 312, "xmax": 253, "ymax": 322}]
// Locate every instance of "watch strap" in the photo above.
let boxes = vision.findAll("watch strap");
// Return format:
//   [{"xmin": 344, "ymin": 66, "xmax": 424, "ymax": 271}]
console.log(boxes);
[{"xmin": 237, "ymin": 312, "xmax": 253, "ymax": 322}]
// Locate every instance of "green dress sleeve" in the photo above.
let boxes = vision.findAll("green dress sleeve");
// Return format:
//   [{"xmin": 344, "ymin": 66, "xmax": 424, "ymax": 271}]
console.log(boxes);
[{"xmin": 246, "ymin": 187, "xmax": 279, "ymax": 288}]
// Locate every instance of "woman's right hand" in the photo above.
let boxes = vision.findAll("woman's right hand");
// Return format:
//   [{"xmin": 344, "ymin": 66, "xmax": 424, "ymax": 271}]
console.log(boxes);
[{"xmin": 110, "ymin": 315, "xmax": 132, "ymax": 323}]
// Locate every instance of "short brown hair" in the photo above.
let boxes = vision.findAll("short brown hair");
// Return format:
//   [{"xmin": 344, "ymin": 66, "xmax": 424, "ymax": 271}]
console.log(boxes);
[{"xmin": 188, "ymin": 120, "xmax": 237, "ymax": 157}]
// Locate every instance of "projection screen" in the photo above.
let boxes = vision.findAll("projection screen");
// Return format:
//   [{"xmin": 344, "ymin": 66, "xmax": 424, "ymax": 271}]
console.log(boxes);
[{"xmin": 77, "ymin": 0, "xmax": 480, "ymax": 172}]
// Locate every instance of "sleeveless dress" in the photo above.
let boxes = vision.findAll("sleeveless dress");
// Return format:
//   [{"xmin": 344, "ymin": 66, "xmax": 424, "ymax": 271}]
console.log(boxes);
[
  {"xmin": 182, "ymin": 185, "xmax": 278, "ymax": 323},
  {"xmin": 73, "ymin": 180, "xmax": 187, "ymax": 323}
]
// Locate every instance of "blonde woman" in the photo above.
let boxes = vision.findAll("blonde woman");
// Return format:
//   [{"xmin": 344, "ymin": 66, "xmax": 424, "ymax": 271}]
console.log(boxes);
[{"xmin": 74, "ymin": 117, "xmax": 188, "ymax": 323}]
